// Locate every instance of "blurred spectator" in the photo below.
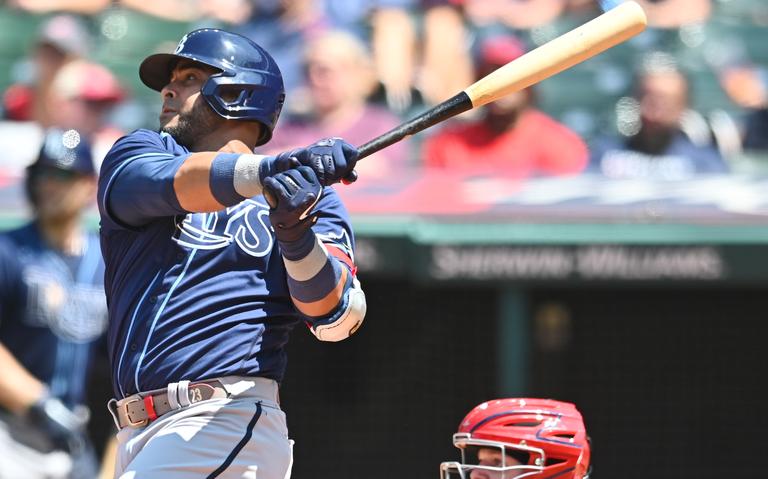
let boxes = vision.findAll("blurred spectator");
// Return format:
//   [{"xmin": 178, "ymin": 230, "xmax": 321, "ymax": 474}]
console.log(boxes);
[
  {"xmin": 0, "ymin": 129, "xmax": 107, "ymax": 479},
  {"xmin": 462, "ymin": 0, "xmax": 566, "ymax": 30},
  {"xmin": 719, "ymin": 65, "xmax": 767, "ymax": 111},
  {"xmin": 632, "ymin": 0, "xmax": 711, "ymax": 28},
  {"xmin": 719, "ymin": 64, "xmax": 768, "ymax": 153},
  {"xmin": 6, "ymin": 0, "xmax": 108, "ymax": 15},
  {"xmin": 459, "ymin": 0, "xmax": 711, "ymax": 29},
  {"xmin": 590, "ymin": 63, "xmax": 729, "ymax": 179},
  {"xmin": 744, "ymin": 108, "xmax": 768, "ymax": 152},
  {"xmin": 210, "ymin": 0, "xmax": 328, "ymax": 99},
  {"xmin": 119, "ymin": 0, "xmax": 202, "ymax": 22},
  {"xmin": 196, "ymin": 0, "xmax": 465, "ymax": 117},
  {"xmin": 198, "ymin": 0, "xmax": 254, "ymax": 25},
  {"xmin": 2, "ymin": 14, "xmax": 90, "ymax": 126},
  {"xmin": 265, "ymin": 30, "xmax": 410, "ymax": 178},
  {"xmin": 566, "ymin": 0, "xmax": 601, "ymax": 15},
  {"xmin": 368, "ymin": 4, "xmax": 416, "ymax": 114},
  {"xmin": 218, "ymin": 0, "xmax": 421, "ymax": 115},
  {"xmin": 46, "ymin": 59, "xmax": 126, "ymax": 163},
  {"xmin": 418, "ymin": 1, "xmax": 473, "ymax": 106},
  {"xmin": 422, "ymin": 34, "xmax": 588, "ymax": 177}
]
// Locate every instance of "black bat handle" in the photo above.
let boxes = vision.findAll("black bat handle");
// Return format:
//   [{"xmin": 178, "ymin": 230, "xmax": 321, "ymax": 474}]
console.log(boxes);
[
  {"xmin": 356, "ymin": 92, "xmax": 473, "ymax": 160},
  {"xmin": 265, "ymin": 94, "xmax": 472, "ymax": 208}
]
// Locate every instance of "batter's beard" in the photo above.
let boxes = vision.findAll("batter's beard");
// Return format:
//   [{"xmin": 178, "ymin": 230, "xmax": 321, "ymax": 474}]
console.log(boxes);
[{"xmin": 161, "ymin": 101, "xmax": 225, "ymax": 150}]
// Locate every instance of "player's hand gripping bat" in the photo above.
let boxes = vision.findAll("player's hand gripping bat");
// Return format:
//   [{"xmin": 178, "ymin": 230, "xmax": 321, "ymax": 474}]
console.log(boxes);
[
  {"xmin": 356, "ymin": 0, "xmax": 647, "ymax": 160},
  {"xmin": 263, "ymin": 1, "xmax": 646, "ymax": 208}
]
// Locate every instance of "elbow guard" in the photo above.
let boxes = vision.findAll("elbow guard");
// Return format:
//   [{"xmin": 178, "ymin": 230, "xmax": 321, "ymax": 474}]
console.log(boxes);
[{"xmin": 310, "ymin": 277, "xmax": 366, "ymax": 342}]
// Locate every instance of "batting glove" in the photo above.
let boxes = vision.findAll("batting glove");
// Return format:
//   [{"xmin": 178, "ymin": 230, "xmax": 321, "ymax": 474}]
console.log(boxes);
[
  {"xmin": 263, "ymin": 167, "xmax": 323, "ymax": 243},
  {"xmin": 260, "ymin": 138, "xmax": 359, "ymax": 187},
  {"xmin": 27, "ymin": 395, "xmax": 88, "ymax": 454}
]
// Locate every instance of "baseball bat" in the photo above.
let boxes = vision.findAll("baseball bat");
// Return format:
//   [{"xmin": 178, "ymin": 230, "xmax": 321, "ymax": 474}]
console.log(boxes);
[{"xmin": 356, "ymin": 0, "xmax": 647, "ymax": 160}]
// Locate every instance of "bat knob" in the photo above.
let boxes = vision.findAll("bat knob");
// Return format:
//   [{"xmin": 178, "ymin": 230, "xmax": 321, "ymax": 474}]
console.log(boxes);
[{"xmin": 341, "ymin": 170, "xmax": 358, "ymax": 185}]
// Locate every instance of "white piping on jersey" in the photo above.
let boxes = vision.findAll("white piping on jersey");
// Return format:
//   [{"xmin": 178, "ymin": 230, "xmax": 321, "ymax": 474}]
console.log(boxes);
[
  {"xmin": 133, "ymin": 249, "xmax": 198, "ymax": 393},
  {"xmin": 116, "ymin": 269, "xmax": 161, "ymax": 398},
  {"xmin": 131, "ymin": 213, "xmax": 213, "ymax": 392},
  {"xmin": 100, "ymin": 152, "xmax": 175, "ymax": 221}
]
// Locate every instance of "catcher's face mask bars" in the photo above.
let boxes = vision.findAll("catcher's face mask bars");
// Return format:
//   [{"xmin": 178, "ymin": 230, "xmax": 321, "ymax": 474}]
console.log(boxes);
[{"xmin": 439, "ymin": 436, "xmax": 546, "ymax": 479}]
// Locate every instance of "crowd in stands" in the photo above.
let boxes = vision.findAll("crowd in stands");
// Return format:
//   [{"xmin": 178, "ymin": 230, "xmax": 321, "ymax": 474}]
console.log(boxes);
[{"xmin": 1, "ymin": 0, "xmax": 767, "ymax": 182}]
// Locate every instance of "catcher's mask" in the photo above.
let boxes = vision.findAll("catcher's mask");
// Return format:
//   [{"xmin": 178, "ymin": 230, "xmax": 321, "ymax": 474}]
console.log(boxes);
[{"xmin": 439, "ymin": 398, "xmax": 591, "ymax": 479}]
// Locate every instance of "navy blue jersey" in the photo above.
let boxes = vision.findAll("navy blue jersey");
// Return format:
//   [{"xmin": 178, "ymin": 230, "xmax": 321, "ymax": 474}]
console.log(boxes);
[
  {"xmin": 0, "ymin": 223, "xmax": 107, "ymax": 408},
  {"xmin": 98, "ymin": 129, "xmax": 355, "ymax": 398}
]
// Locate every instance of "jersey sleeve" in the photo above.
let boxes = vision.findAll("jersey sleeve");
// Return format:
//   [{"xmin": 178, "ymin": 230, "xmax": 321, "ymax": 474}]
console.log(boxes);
[
  {"xmin": 98, "ymin": 129, "xmax": 190, "ymax": 230},
  {"xmin": 312, "ymin": 187, "xmax": 356, "ymax": 269}
]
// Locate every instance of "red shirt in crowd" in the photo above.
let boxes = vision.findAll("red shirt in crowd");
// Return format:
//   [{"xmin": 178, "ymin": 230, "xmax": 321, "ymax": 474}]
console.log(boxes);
[{"xmin": 423, "ymin": 109, "xmax": 588, "ymax": 177}]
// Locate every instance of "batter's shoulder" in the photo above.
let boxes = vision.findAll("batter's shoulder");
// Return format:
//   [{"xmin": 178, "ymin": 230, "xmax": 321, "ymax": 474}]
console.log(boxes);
[
  {"xmin": 113, "ymin": 128, "xmax": 164, "ymax": 145},
  {"xmin": 104, "ymin": 129, "xmax": 186, "ymax": 166}
]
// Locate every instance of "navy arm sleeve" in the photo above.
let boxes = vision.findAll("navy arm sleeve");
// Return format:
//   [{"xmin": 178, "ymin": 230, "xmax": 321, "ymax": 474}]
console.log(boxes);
[{"xmin": 98, "ymin": 130, "xmax": 190, "ymax": 229}]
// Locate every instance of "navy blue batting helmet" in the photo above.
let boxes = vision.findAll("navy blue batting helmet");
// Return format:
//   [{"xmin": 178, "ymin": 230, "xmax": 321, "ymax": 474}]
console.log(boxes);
[{"xmin": 139, "ymin": 29, "xmax": 285, "ymax": 145}]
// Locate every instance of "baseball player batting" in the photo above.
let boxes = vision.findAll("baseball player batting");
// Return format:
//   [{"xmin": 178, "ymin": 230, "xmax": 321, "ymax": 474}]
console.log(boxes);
[{"xmin": 98, "ymin": 29, "xmax": 366, "ymax": 478}]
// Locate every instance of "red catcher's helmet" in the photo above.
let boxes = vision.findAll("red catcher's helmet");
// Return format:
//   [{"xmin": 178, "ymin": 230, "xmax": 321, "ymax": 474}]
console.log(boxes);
[{"xmin": 440, "ymin": 398, "xmax": 591, "ymax": 479}]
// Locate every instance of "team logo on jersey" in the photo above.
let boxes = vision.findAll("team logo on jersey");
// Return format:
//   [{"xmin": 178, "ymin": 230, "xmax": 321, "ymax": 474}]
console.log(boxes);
[{"xmin": 173, "ymin": 199, "xmax": 274, "ymax": 257}]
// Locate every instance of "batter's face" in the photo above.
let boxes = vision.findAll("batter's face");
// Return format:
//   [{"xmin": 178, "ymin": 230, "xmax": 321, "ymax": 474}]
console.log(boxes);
[
  {"xmin": 468, "ymin": 448, "xmax": 524, "ymax": 479},
  {"xmin": 159, "ymin": 60, "xmax": 225, "ymax": 149}
]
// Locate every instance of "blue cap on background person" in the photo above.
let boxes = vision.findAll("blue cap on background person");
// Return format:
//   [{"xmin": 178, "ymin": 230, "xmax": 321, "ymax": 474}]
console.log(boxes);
[{"xmin": 28, "ymin": 128, "xmax": 95, "ymax": 176}]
